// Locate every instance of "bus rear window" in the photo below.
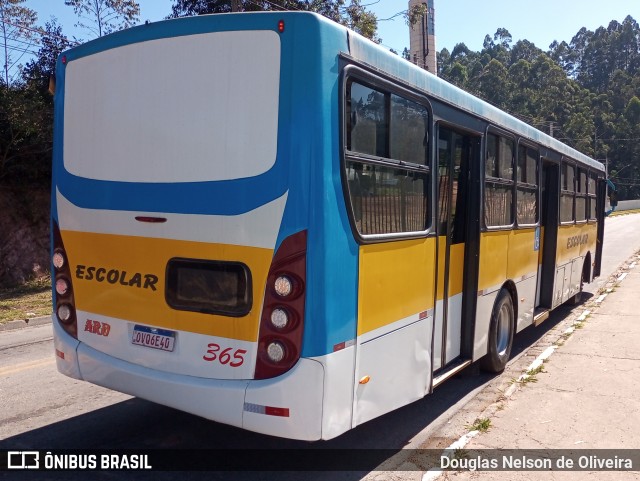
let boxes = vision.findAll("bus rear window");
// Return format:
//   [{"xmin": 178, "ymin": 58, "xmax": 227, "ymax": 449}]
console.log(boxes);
[
  {"xmin": 166, "ymin": 259, "xmax": 252, "ymax": 317},
  {"xmin": 63, "ymin": 30, "xmax": 280, "ymax": 183}
]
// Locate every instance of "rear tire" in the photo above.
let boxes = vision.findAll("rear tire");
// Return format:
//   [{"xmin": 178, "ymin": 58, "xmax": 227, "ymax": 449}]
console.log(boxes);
[{"xmin": 480, "ymin": 288, "xmax": 515, "ymax": 373}]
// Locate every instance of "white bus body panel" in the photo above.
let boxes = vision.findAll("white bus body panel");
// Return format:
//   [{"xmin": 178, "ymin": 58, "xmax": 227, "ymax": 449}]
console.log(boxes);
[
  {"xmin": 515, "ymin": 274, "xmax": 537, "ymax": 332},
  {"xmin": 311, "ymin": 347, "xmax": 356, "ymax": 440},
  {"xmin": 56, "ymin": 189, "xmax": 287, "ymax": 250},
  {"xmin": 76, "ymin": 312, "xmax": 258, "ymax": 380},
  {"xmin": 244, "ymin": 359, "xmax": 324, "ymax": 440},
  {"xmin": 77, "ymin": 341, "xmax": 249, "ymax": 429},
  {"xmin": 353, "ymin": 314, "xmax": 432, "ymax": 427},
  {"xmin": 55, "ymin": 325, "xmax": 355, "ymax": 440},
  {"xmin": 53, "ymin": 317, "xmax": 82, "ymax": 379}
]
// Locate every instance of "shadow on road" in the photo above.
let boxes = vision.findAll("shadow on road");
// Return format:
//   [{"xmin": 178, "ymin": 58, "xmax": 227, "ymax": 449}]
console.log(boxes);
[{"xmin": 0, "ymin": 297, "xmax": 587, "ymax": 481}]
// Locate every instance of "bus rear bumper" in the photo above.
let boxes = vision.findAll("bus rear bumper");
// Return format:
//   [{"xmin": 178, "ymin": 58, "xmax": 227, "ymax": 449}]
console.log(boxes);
[
  {"xmin": 53, "ymin": 318, "xmax": 82, "ymax": 379},
  {"xmin": 74, "ymin": 341, "xmax": 325, "ymax": 440}
]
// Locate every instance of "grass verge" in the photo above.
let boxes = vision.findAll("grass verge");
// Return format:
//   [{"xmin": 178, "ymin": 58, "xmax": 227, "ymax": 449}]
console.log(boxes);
[
  {"xmin": 609, "ymin": 208, "xmax": 640, "ymax": 217},
  {"xmin": 0, "ymin": 277, "xmax": 51, "ymax": 324},
  {"xmin": 467, "ymin": 418, "xmax": 491, "ymax": 433}
]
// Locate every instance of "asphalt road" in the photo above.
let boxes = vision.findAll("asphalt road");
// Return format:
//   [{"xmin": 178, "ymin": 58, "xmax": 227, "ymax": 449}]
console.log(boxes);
[{"xmin": 1, "ymin": 213, "xmax": 640, "ymax": 480}]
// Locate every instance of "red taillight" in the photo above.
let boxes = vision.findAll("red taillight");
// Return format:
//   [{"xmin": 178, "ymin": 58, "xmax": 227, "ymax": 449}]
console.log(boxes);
[
  {"xmin": 53, "ymin": 221, "xmax": 78, "ymax": 338},
  {"xmin": 254, "ymin": 230, "xmax": 306, "ymax": 380},
  {"xmin": 278, "ymin": 20, "xmax": 285, "ymax": 33}
]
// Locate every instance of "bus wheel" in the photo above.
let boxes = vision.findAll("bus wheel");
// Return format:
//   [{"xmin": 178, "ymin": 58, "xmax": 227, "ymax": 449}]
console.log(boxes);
[{"xmin": 480, "ymin": 288, "xmax": 514, "ymax": 373}]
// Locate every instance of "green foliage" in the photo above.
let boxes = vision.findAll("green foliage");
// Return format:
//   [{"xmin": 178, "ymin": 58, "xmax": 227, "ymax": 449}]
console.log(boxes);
[
  {"xmin": 0, "ymin": 19, "xmax": 69, "ymax": 184},
  {"xmin": 167, "ymin": 0, "xmax": 379, "ymax": 41},
  {"xmin": 65, "ymin": 0, "xmax": 140, "ymax": 38},
  {"xmin": 438, "ymin": 18, "xmax": 640, "ymax": 199},
  {"xmin": 2, "ymin": 5, "xmax": 639, "ymax": 202},
  {"xmin": 405, "ymin": 3, "xmax": 426, "ymax": 28}
]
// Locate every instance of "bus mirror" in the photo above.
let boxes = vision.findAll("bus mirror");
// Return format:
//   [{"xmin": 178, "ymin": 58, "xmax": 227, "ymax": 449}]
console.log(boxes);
[{"xmin": 609, "ymin": 190, "xmax": 618, "ymax": 207}]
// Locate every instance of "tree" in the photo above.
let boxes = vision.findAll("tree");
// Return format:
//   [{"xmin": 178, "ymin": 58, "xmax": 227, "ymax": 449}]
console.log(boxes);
[
  {"xmin": 0, "ymin": 0, "xmax": 37, "ymax": 86},
  {"xmin": 65, "ymin": 0, "xmax": 140, "ymax": 38},
  {"xmin": 22, "ymin": 19, "xmax": 71, "ymax": 87},
  {"xmin": 549, "ymin": 40, "xmax": 577, "ymax": 77},
  {"xmin": 0, "ymin": 19, "xmax": 70, "ymax": 184},
  {"xmin": 167, "ymin": 0, "xmax": 379, "ymax": 41},
  {"xmin": 341, "ymin": 0, "xmax": 377, "ymax": 41},
  {"xmin": 476, "ymin": 58, "xmax": 510, "ymax": 109},
  {"xmin": 405, "ymin": 3, "xmax": 426, "ymax": 28},
  {"xmin": 510, "ymin": 39, "xmax": 542, "ymax": 64}
]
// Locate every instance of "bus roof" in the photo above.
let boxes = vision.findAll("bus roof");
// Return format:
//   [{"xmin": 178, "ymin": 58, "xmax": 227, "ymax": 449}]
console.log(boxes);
[
  {"xmin": 60, "ymin": 10, "xmax": 603, "ymax": 173},
  {"xmin": 344, "ymin": 24, "xmax": 604, "ymax": 173}
]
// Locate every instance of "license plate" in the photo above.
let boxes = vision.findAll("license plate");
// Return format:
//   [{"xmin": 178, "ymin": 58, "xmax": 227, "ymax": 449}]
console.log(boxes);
[{"xmin": 132, "ymin": 325, "xmax": 176, "ymax": 352}]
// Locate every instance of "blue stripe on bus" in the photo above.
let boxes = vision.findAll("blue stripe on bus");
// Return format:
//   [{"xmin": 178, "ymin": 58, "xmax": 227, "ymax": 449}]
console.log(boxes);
[
  {"xmin": 53, "ymin": 12, "xmax": 359, "ymax": 357},
  {"xmin": 268, "ymin": 17, "xmax": 358, "ymax": 358},
  {"xmin": 55, "ymin": 170, "xmax": 288, "ymax": 216}
]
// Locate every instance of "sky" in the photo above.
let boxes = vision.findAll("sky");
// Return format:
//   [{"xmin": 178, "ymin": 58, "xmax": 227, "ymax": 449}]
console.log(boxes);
[{"xmin": 26, "ymin": 0, "xmax": 640, "ymax": 54}]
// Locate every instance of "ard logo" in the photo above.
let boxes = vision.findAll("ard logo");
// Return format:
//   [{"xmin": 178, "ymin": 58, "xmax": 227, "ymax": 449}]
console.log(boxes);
[{"xmin": 84, "ymin": 320, "xmax": 111, "ymax": 337}]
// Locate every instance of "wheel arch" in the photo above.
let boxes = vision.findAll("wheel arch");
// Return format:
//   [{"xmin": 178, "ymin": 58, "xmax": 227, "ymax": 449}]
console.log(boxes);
[
  {"xmin": 501, "ymin": 279, "xmax": 518, "ymax": 324},
  {"xmin": 583, "ymin": 251, "xmax": 592, "ymax": 283}
]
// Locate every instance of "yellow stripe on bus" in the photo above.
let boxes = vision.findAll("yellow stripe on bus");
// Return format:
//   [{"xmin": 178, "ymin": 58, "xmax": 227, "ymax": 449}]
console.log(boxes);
[
  {"xmin": 556, "ymin": 223, "xmax": 598, "ymax": 265},
  {"xmin": 357, "ymin": 237, "xmax": 437, "ymax": 336},
  {"xmin": 506, "ymin": 229, "xmax": 538, "ymax": 280},
  {"xmin": 478, "ymin": 231, "xmax": 509, "ymax": 291},
  {"xmin": 61, "ymin": 231, "xmax": 273, "ymax": 341},
  {"xmin": 478, "ymin": 229, "xmax": 538, "ymax": 291}
]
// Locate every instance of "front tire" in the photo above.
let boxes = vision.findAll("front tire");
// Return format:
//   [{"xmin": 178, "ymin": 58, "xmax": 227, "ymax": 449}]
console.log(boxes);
[{"xmin": 480, "ymin": 288, "xmax": 514, "ymax": 373}]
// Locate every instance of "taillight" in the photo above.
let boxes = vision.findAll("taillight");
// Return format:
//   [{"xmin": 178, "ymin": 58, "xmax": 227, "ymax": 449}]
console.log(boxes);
[
  {"xmin": 254, "ymin": 230, "xmax": 306, "ymax": 380},
  {"xmin": 52, "ymin": 221, "xmax": 78, "ymax": 338}
]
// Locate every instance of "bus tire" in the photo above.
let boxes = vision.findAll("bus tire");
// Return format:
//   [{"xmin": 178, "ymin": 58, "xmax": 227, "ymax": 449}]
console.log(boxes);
[{"xmin": 480, "ymin": 288, "xmax": 514, "ymax": 373}]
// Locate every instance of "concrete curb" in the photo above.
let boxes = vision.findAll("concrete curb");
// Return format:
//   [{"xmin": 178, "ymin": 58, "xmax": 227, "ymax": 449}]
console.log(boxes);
[
  {"xmin": 0, "ymin": 315, "xmax": 51, "ymax": 332},
  {"xmin": 416, "ymin": 250, "xmax": 640, "ymax": 480}
]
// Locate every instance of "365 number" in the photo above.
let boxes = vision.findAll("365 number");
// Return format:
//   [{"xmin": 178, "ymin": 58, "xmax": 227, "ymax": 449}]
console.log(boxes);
[{"xmin": 203, "ymin": 343, "xmax": 247, "ymax": 367}]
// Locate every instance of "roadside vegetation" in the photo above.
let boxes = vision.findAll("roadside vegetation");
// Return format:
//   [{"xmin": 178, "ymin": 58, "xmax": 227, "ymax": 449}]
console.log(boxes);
[
  {"xmin": 467, "ymin": 418, "xmax": 492, "ymax": 433},
  {"xmin": 0, "ymin": 277, "xmax": 51, "ymax": 324},
  {"xmin": 1, "ymin": 2, "xmax": 638, "ymax": 302}
]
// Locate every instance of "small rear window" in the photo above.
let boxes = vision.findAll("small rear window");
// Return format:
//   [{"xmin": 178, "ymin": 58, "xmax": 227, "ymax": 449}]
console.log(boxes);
[{"xmin": 166, "ymin": 259, "xmax": 252, "ymax": 317}]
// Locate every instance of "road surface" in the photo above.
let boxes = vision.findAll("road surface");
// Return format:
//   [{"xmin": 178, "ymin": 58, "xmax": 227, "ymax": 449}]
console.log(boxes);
[{"xmin": 1, "ymin": 213, "xmax": 640, "ymax": 480}]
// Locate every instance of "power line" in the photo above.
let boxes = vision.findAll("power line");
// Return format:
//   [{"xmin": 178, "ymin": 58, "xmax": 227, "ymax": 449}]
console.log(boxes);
[
  {"xmin": 378, "ymin": 10, "xmax": 405, "ymax": 22},
  {"xmin": 246, "ymin": 0, "xmax": 298, "ymax": 12},
  {"xmin": 0, "ymin": 41, "xmax": 39, "ymax": 56},
  {"xmin": 3, "ymin": 35, "xmax": 37, "ymax": 48},
  {"xmin": 0, "ymin": 18, "xmax": 78, "ymax": 47},
  {"xmin": 258, "ymin": 0, "xmax": 290, "ymax": 11}
]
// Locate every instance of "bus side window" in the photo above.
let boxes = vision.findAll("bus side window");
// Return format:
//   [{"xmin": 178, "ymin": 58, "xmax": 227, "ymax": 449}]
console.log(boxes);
[{"xmin": 484, "ymin": 133, "xmax": 515, "ymax": 227}]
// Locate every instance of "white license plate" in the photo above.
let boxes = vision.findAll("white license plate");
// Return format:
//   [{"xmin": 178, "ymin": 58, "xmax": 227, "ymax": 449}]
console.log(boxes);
[{"xmin": 132, "ymin": 325, "xmax": 175, "ymax": 352}]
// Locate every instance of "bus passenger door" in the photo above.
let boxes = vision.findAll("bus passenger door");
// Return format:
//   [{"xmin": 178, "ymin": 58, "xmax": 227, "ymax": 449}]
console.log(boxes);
[
  {"xmin": 434, "ymin": 126, "xmax": 480, "ymax": 372},
  {"xmin": 537, "ymin": 160, "xmax": 559, "ymax": 309}
]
